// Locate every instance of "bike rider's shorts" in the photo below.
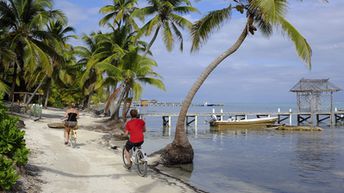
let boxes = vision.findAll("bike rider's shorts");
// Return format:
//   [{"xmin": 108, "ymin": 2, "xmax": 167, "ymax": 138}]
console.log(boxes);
[{"xmin": 125, "ymin": 141, "xmax": 144, "ymax": 151}]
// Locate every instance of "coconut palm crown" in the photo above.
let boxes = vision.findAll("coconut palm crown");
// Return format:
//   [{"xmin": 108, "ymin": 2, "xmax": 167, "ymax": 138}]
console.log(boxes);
[{"xmin": 140, "ymin": 0, "xmax": 198, "ymax": 55}]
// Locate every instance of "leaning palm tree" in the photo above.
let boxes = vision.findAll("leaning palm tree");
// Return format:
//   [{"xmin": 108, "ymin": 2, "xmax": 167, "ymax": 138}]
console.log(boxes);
[
  {"xmin": 161, "ymin": 0, "xmax": 312, "ymax": 165},
  {"xmin": 140, "ymin": 0, "xmax": 198, "ymax": 55}
]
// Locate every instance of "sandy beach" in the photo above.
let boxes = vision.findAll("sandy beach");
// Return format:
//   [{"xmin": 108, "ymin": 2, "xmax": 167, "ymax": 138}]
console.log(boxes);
[{"xmin": 20, "ymin": 108, "xmax": 197, "ymax": 193}]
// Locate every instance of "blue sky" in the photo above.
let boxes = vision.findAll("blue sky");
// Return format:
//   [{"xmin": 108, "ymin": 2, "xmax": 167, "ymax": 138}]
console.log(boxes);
[{"xmin": 54, "ymin": 0, "xmax": 344, "ymax": 104}]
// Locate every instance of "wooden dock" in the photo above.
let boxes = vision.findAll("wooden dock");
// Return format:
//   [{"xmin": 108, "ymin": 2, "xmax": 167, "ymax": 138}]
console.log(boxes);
[{"xmin": 140, "ymin": 111, "xmax": 344, "ymax": 128}]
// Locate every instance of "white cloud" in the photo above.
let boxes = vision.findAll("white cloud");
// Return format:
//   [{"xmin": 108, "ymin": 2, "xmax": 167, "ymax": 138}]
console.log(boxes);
[{"xmin": 56, "ymin": 0, "xmax": 344, "ymax": 103}]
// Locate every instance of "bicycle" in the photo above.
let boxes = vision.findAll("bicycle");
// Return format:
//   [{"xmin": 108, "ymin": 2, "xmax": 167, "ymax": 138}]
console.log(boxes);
[
  {"xmin": 122, "ymin": 145, "xmax": 148, "ymax": 177},
  {"xmin": 69, "ymin": 126, "xmax": 77, "ymax": 148}
]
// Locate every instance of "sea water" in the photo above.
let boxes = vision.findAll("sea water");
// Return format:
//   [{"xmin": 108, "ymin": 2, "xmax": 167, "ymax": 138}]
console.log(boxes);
[{"xmin": 139, "ymin": 103, "xmax": 344, "ymax": 193}]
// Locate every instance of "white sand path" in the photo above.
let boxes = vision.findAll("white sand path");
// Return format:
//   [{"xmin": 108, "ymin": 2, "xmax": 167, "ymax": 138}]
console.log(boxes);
[{"xmin": 23, "ymin": 109, "xmax": 195, "ymax": 193}]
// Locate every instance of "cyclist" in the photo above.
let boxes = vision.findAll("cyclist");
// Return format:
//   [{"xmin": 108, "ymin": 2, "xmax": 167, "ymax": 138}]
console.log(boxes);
[
  {"xmin": 64, "ymin": 103, "xmax": 79, "ymax": 145},
  {"xmin": 123, "ymin": 109, "xmax": 146, "ymax": 167}
]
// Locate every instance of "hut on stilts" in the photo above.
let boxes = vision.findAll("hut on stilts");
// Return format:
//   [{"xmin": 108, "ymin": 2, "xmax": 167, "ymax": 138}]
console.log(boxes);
[{"xmin": 290, "ymin": 78, "xmax": 341, "ymax": 125}]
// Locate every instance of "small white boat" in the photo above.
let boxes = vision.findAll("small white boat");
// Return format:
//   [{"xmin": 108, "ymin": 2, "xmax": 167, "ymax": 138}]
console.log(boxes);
[{"xmin": 210, "ymin": 117, "xmax": 278, "ymax": 128}]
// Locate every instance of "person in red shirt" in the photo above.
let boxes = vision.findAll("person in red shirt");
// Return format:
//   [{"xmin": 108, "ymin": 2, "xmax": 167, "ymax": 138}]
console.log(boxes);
[{"xmin": 123, "ymin": 109, "xmax": 146, "ymax": 167}]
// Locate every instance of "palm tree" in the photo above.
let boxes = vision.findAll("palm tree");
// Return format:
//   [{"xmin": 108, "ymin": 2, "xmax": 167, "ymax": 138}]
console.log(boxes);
[
  {"xmin": 117, "ymin": 48, "xmax": 165, "ymax": 120},
  {"xmin": 92, "ymin": 24, "xmax": 164, "ymax": 120},
  {"xmin": 99, "ymin": 0, "xmax": 141, "ymax": 30},
  {"xmin": 42, "ymin": 20, "xmax": 77, "ymax": 107},
  {"xmin": 0, "ymin": 31, "xmax": 16, "ymax": 94},
  {"xmin": 76, "ymin": 33, "xmax": 106, "ymax": 108},
  {"xmin": 140, "ymin": 0, "xmax": 198, "ymax": 55},
  {"xmin": 161, "ymin": 0, "xmax": 312, "ymax": 165},
  {"xmin": 24, "ymin": 20, "xmax": 76, "ymax": 106},
  {"xmin": 0, "ymin": 0, "xmax": 65, "ymax": 100}
]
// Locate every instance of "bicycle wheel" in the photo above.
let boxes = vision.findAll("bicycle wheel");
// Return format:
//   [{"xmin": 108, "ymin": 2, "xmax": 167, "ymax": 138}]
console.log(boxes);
[
  {"xmin": 136, "ymin": 150, "xmax": 147, "ymax": 177},
  {"xmin": 69, "ymin": 130, "xmax": 76, "ymax": 148},
  {"xmin": 122, "ymin": 146, "xmax": 132, "ymax": 169}
]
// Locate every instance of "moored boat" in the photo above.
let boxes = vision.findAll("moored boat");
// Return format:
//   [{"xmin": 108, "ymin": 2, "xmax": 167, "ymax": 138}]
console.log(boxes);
[{"xmin": 210, "ymin": 117, "xmax": 278, "ymax": 128}]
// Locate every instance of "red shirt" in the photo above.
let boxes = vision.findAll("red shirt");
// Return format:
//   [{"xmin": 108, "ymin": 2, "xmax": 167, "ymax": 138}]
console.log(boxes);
[{"xmin": 125, "ymin": 118, "xmax": 145, "ymax": 143}]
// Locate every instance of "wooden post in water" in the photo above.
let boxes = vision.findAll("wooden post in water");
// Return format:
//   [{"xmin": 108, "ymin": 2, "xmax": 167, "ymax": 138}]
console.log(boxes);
[
  {"xmin": 289, "ymin": 109, "xmax": 292, "ymax": 125},
  {"xmin": 220, "ymin": 109, "xmax": 223, "ymax": 121}
]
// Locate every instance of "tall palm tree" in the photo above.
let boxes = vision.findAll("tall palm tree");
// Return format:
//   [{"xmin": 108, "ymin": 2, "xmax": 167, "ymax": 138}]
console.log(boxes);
[
  {"xmin": 41, "ymin": 20, "xmax": 77, "ymax": 107},
  {"xmin": 140, "ymin": 0, "xmax": 197, "ymax": 55},
  {"xmin": 161, "ymin": 0, "xmax": 312, "ymax": 165},
  {"xmin": 0, "ymin": 0, "xmax": 65, "ymax": 100},
  {"xmin": 99, "ymin": 0, "xmax": 141, "ymax": 30},
  {"xmin": 117, "ymin": 48, "xmax": 165, "ymax": 120},
  {"xmin": 93, "ymin": 24, "xmax": 164, "ymax": 120},
  {"xmin": 76, "ymin": 33, "xmax": 106, "ymax": 108},
  {"xmin": 24, "ymin": 20, "xmax": 76, "ymax": 106},
  {"xmin": 0, "ymin": 31, "xmax": 16, "ymax": 94}
]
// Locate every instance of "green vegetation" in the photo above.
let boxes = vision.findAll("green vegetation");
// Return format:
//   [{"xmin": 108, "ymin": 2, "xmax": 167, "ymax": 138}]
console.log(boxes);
[
  {"xmin": 0, "ymin": 100, "xmax": 29, "ymax": 191},
  {"xmin": 1, "ymin": 0, "xmax": 314, "ymax": 165},
  {"xmin": 0, "ymin": 0, "xmax": 176, "ymax": 110}
]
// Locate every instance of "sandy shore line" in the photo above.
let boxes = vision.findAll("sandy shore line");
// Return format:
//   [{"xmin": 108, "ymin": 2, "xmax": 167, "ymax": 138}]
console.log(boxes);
[{"xmin": 21, "ymin": 108, "xmax": 198, "ymax": 193}]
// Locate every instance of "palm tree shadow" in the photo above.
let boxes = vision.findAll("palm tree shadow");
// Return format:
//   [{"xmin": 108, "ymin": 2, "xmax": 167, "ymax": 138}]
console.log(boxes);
[
  {"xmin": 135, "ymin": 181, "xmax": 159, "ymax": 193},
  {"xmin": 37, "ymin": 165, "xmax": 135, "ymax": 179}
]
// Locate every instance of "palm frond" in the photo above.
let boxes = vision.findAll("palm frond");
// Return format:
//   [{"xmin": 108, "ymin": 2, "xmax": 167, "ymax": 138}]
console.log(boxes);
[
  {"xmin": 170, "ymin": 14, "xmax": 193, "ymax": 30},
  {"xmin": 279, "ymin": 16, "xmax": 312, "ymax": 68},
  {"xmin": 250, "ymin": 0, "xmax": 288, "ymax": 24},
  {"xmin": 191, "ymin": 6, "xmax": 232, "ymax": 51},
  {"xmin": 0, "ymin": 80, "xmax": 10, "ymax": 94},
  {"xmin": 137, "ymin": 77, "xmax": 165, "ymax": 91},
  {"xmin": 173, "ymin": 6, "xmax": 198, "ymax": 14},
  {"xmin": 163, "ymin": 22, "xmax": 174, "ymax": 51},
  {"xmin": 171, "ymin": 22, "xmax": 184, "ymax": 51}
]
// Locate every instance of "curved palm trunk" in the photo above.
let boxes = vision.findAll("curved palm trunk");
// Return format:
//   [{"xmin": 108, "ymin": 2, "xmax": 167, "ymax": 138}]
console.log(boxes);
[
  {"xmin": 121, "ymin": 86, "xmax": 132, "ymax": 122},
  {"xmin": 110, "ymin": 84, "xmax": 127, "ymax": 121},
  {"xmin": 143, "ymin": 26, "xmax": 161, "ymax": 57},
  {"xmin": 104, "ymin": 86, "xmax": 120, "ymax": 111},
  {"xmin": 161, "ymin": 16, "xmax": 253, "ymax": 165}
]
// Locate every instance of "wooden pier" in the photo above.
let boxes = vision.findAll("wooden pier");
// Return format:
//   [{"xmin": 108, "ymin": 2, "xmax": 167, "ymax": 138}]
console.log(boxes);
[{"xmin": 140, "ymin": 111, "xmax": 344, "ymax": 128}]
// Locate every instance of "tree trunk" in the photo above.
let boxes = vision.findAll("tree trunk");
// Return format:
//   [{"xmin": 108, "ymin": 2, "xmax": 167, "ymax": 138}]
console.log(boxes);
[
  {"xmin": 83, "ymin": 94, "xmax": 90, "ymax": 109},
  {"xmin": 44, "ymin": 78, "xmax": 52, "ymax": 108},
  {"xmin": 44, "ymin": 86, "xmax": 51, "ymax": 108},
  {"xmin": 110, "ymin": 84, "xmax": 127, "ymax": 120},
  {"xmin": 10, "ymin": 63, "xmax": 18, "ymax": 103},
  {"xmin": 161, "ymin": 16, "xmax": 253, "ymax": 165},
  {"xmin": 104, "ymin": 86, "xmax": 120, "ymax": 113},
  {"xmin": 121, "ymin": 88, "xmax": 131, "ymax": 122},
  {"xmin": 25, "ymin": 75, "xmax": 47, "ymax": 105},
  {"xmin": 143, "ymin": 26, "xmax": 161, "ymax": 57}
]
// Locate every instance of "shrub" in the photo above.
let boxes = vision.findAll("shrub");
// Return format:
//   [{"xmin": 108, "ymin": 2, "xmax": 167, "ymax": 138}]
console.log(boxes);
[
  {"xmin": 0, "ymin": 101, "xmax": 29, "ymax": 191},
  {"xmin": 0, "ymin": 156, "xmax": 19, "ymax": 191}
]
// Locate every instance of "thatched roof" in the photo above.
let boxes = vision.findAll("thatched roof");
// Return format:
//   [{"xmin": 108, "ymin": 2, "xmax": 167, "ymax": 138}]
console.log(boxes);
[{"xmin": 290, "ymin": 78, "xmax": 341, "ymax": 93}]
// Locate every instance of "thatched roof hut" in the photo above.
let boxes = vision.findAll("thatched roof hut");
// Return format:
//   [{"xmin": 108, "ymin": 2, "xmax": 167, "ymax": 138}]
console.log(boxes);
[{"xmin": 290, "ymin": 78, "xmax": 340, "ymax": 113}]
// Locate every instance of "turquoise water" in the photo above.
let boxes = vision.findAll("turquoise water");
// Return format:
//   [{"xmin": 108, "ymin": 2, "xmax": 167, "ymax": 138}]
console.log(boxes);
[{"xmin": 139, "ymin": 103, "xmax": 344, "ymax": 193}]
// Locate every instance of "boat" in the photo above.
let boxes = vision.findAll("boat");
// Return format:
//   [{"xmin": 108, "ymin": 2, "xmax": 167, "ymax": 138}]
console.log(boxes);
[
  {"xmin": 210, "ymin": 117, "xmax": 278, "ymax": 128},
  {"xmin": 203, "ymin": 101, "xmax": 223, "ymax": 107}
]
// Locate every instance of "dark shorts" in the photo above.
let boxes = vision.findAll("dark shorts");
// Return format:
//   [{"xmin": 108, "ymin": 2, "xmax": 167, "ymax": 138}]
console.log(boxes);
[
  {"xmin": 125, "ymin": 141, "xmax": 144, "ymax": 151},
  {"xmin": 64, "ymin": 121, "xmax": 77, "ymax": 128}
]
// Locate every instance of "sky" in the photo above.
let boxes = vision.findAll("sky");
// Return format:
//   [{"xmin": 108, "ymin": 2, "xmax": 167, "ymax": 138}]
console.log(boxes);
[{"xmin": 54, "ymin": 0, "xmax": 344, "ymax": 104}]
